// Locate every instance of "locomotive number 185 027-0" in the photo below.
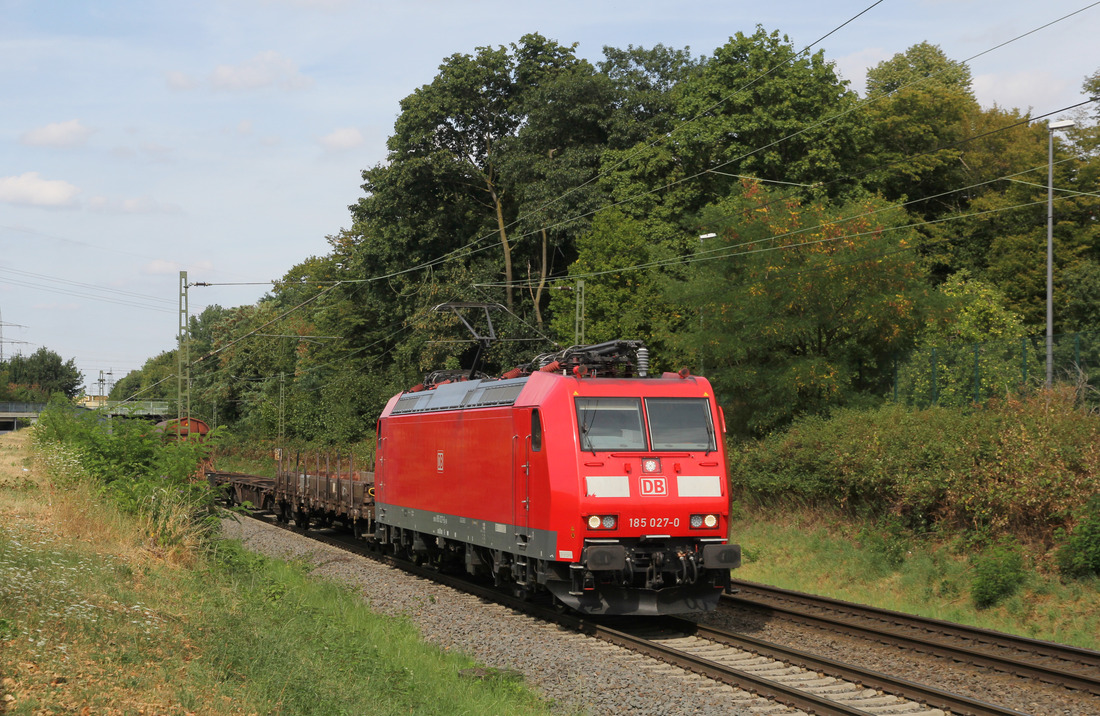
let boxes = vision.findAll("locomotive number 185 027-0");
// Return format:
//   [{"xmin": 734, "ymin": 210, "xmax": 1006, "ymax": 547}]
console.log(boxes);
[{"xmin": 627, "ymin": 517, "xmax": 680, "ymax": 528}]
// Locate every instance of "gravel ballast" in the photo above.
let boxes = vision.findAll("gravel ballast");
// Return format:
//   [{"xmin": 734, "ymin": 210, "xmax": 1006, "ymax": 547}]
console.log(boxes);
[
  {"xmin": 222, "ymin": 516, "xmax": 1100, "ymax": 715},
  {"xmin": 221, "ymin": 516, "xmax": 795, "ymax": 715}
]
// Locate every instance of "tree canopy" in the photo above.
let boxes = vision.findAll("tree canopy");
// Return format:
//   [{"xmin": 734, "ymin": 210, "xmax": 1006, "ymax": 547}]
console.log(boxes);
[
  {"xmin": 111, "ymin": 32, "xmax": 1100, "ymax": 442},
  {"xmin": 1, "ymin": 348, "xmax": 82, "ymax": 401}
]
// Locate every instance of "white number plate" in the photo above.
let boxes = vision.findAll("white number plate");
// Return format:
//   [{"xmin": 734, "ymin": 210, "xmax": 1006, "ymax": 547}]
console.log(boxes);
[{"xmin": 627, "ymin": 517, "xmax": 680, "ymax": 529}]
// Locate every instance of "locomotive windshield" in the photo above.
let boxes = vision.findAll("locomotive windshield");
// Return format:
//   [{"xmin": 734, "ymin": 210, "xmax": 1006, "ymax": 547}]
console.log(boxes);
[
  {"xmin": 645, "ymin": 398, "xmax": 716, "ymax": 451},
  {"xmin": 575, "ymin": 396, "xmax": 716, "ymax": 452},
  {"xmin": 576, "ymin": 398, "xmax": 646, "ymax": 451}
]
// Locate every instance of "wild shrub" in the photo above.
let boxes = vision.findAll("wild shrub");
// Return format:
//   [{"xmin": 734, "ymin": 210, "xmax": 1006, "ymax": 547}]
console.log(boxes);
[
  {"xmin": 34, "ymin": 399, "xmax": 221, "ymax": 552},
  {"xmin": 1055, "ymin": 494, "xmax": 1100, "ymax": 578},
  {"xmin": 858, "ymin": 517, "xmax": 911, "ymax": 575},
  {"xmin": 729, "ymin": 387, "xmax": 1100, "ymax": 545},
  {"xmin": 970, "ymin": 540, "xmax": 1026, "ymax": 609}
]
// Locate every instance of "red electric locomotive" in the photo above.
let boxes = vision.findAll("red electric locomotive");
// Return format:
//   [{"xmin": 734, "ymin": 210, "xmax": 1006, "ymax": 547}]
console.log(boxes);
[{"xmin": 374, "ymin": 338, "xmax": 741, "ymax": 615}]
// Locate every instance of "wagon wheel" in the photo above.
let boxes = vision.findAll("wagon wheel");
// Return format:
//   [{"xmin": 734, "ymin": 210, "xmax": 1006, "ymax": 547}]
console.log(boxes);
[{"xmin": 293, "ymin": 508, "xmax": 310, "ymax": 529}]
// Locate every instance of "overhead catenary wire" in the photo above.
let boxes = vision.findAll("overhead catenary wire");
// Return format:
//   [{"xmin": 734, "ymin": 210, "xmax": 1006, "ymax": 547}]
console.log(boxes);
[
  {"xmin": 158, "ymin": 4, "xmax": 1100, "ymax": 396},
  {"xmin": 472, "ymin": 150, "xmax": 1091, "ymax": 290},
  {"xmin": 306, "ymin": 1, "xmax": 893, "ymax": 290},
  {"xmin": 339, "ymin": 1, "xmax": 1100, "ymax": 289}
]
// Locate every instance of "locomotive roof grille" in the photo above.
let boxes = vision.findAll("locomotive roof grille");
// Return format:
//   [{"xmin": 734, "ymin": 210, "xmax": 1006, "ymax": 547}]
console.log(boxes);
[{"xmin": 391, "ymin": 379, "xmax": 526, "ymax": 415}]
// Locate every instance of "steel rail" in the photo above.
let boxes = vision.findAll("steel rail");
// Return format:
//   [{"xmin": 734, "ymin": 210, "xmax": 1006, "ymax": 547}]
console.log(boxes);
[
  {"xmin": 581, "ymin": 622, "xmax": 880, "ymax": 716},
  {"xmin": 235, "ymin": 511, "xmax": 1030, "ymax": 715},
  {"xmin": 725, "ymin": 579, "xmax": 1100, "ymax": 696},
  {"xmin": 265, "ymin": 520, "xmax": 872, "ymax": 714},
  {"xmin": 674, "ymin": 618, "xmax": 1029, "ymax": 716}
]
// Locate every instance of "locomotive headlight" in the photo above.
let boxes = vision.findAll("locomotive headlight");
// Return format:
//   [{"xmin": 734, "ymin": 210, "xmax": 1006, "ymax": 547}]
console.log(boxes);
[
  {"xmin": 642, "ymin": 458, "xmax": 661, "ymax": 474},
  {"xmin": 586, "ymin": 515, "xmax": 618, "ymax": 530},
  {"xmin": 690, "ymin": 513, "xmax": 720, "ymax": 529}
]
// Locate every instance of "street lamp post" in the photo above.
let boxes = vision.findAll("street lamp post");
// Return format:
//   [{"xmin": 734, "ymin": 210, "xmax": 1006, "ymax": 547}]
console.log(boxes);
[
  {"xmin": 698, "ymin": 233, "xmax": 716, "ymax": 376},
  {"xmin": 1047, "ymin": 119, "xmax": 1075, "ymax": 389}
]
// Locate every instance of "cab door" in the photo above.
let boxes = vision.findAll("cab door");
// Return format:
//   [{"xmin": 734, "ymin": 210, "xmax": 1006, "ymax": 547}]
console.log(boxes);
[{"xmin": 513, "ymin": 408, "xmax": 544, "ymax": 549}]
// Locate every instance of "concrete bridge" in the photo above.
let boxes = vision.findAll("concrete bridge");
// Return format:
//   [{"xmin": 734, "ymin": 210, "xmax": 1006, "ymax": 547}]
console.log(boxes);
[
  {"xmin": 0, "ymin": 400, "xmax": 174, "ymax": 433},
  {"xmin": 0, "ymin": 402, "xmax": 47, "ymax": 433}
]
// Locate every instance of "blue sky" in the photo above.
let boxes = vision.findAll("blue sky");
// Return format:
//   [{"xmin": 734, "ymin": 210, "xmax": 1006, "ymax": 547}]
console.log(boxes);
[{"xmin": 2, "ymin": 0, "xmax": 1098, "ymax": 393}]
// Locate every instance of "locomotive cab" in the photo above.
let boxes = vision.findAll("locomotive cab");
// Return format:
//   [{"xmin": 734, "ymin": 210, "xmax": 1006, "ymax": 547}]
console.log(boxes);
[
  {"xmin": 373, "ymin": 340, "xmax": 741, "ymax": 616},
  {"xmin": 539, "ymin": 380, "xmax": 740, "ymax": 615}
]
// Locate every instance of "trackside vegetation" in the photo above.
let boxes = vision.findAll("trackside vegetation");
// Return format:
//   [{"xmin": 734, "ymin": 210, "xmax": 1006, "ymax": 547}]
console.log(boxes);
[
  {"xmin": 0, "ymin": 416, "xmax": 554, "ymax": 714},
  {"xmin": 728, "ymin": 386, "xmax": 1100, "ymax": 643}
]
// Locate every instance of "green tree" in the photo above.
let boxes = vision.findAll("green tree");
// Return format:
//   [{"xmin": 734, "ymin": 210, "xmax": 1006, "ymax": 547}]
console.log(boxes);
[
  {"xmin": 547, "ymin": 207, "xmax": 691, "ymax": 367},
  {"xmin": 673, "ymin": 182, "xmax": 931, "ymax": 436},
  {"xmin": 862, "ymin": 42, "xmax": 980, "ymax": 217},
  {"xmin": 598, "ymin": 43, "xmax": 701, "ymax": 148},
  {"xmin": 896, "ymin": 273, "xmax": 1032, "ymax": 406},
  {"xmin": 602, "ymin": 26, "xmax": 866, "ymax": 234},
  {"xmin": 5, "ymin": 347, "xmax": 83, "ymax": 399},
  {"xmin": 110, "ymin": 351, "xmax": 176, "ymax": 403},
  {"xmin": 498, "ymin": 35, "xmax": 618, "ymax": 327},
  {"xmin": 379, "ymin": 41, "xmax": 523, "ymax": 310}
]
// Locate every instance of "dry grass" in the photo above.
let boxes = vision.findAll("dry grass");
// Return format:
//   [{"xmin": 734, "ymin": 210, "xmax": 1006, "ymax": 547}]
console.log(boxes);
[
  {"xmin": 2, "ymin": 430, "xmax": 556, "ymax": 716},
  {"xmin": 0, "ymin": 430, "xmax": 221, "ymax": 715}
]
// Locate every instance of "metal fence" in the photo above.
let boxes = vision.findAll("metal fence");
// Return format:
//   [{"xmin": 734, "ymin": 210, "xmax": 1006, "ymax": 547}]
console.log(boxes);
[
  {"xmin": 892, "ymin": 331, "xmax": 1100, "ymax": 407},
  {"xmin": 0, "ymin": 402, "xmax": 48, "ymax": 414}
]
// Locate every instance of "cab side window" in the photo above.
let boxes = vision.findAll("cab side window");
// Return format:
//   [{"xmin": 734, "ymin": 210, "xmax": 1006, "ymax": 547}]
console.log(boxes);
[{"xmin": 531, "ymin": 409, "xmax": 542, "ymax": 452}]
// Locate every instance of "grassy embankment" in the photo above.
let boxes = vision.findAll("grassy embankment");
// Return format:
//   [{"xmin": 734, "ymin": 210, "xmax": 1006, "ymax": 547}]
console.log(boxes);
[
  {"xmin": 0, "ymin": 429, "xmax": 555, "ymax": 715},
  {"xmin": 728, "ymin": 388, "xmax": 1100, "ymax": 650},
  {"xmin": 213, "ymin": 391, "xmax": 1100, "ymax": 650}
]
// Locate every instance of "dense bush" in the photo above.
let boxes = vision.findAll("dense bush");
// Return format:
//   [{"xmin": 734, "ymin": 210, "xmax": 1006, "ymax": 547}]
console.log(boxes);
[
  {"xmin": 970, "ymin": 540, "xmax": 1026, "ymax": 609},
  {"xmin": 728, "ymin": 387, "xmax": 1100, "ymax": 545},
  {"xmin": 1056, "ymin": 495, "xmax": 1100, "ymax": 578},
  {"xmin": 34, "ymin": 396, "xmax": 222, "ymax": 549}
]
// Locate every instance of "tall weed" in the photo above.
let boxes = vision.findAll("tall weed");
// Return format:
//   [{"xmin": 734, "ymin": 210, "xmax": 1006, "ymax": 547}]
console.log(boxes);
[
  {"xmin": 1055, "ymin": 495, "xmax": 1100, "ymax": 578},
  {"xmin": 34, "ymin": 397, "xmax": 221, "ymax": 555},
  {"xmin": 971, "ymin": 540, "xmax": 1027, "ymax": 609}
]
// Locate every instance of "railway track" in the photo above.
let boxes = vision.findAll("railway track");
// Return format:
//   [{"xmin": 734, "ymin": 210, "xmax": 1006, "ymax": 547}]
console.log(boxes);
[
  {"xmin": 235, "ymin": 510, "xmax": 1073, "ymax": 715},
  {"xmin": 723, "ymin": 579, "xmax": 1100, "ymax": 697}
]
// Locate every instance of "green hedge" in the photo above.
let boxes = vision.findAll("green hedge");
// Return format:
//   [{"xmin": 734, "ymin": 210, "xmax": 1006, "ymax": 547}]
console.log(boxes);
[{"xmin": 729, "ymin": 387, "xmax": 1100, "ymax": 546}]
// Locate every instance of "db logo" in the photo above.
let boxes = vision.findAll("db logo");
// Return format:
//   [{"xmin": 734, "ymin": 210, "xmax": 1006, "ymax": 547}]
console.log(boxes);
[
  {"xmin": 640, "ymin": 477, "xmax": 667, "ymax": 496},
  {"xmin": 437, "ymin": 451, "xmax": 444, "ymax": 472}
]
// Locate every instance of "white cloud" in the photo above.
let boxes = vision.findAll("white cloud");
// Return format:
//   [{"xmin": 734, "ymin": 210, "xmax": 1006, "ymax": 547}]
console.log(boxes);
[
  {"xmin": 143, "ymin": 259, "xmax": 181, "ymax": 275},
  {"xmin": 21, "ymin": 119, "xmax": 94, "ymax": 148},
  {"xmin": 833, "ymin": 48, "xmax": 890, "ymax": 95},
  {"xmin": 0, "ymin": 172, "xmax": 81, "ymax": 207},
  {"xmin": 166, "ymin": 71, "xmax": 199, "ymax": 91},
  {"xmin": 210, "ymin": 51, "xmax": 314, "ymax": 91},
  {"xmin": 87, "ymin": 196, "xmax": 183, "ymax": 214},
  {"xmin": 973, "ymin": 71, "xmax": 1070, "ymax": 112},
  {"xmin": 142, "ymin": 259, "xmax": 213, "ymax": 276},
  {"xmin": 319, "ymin": 127, "xmax": 364, "ymax": 150}
]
